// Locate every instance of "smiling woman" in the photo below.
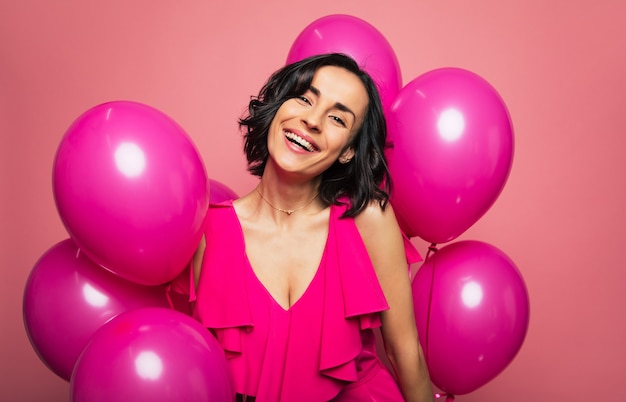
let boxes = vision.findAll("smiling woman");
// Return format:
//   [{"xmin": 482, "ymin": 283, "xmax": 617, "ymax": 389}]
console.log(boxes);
[{"xmin": 177, "ymin": 53, "xmax": 435, "ymax": 402}]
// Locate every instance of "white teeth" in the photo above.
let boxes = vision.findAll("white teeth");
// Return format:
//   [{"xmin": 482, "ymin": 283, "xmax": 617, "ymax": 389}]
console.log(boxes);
[{"xmin": 285, "ymin": 131, "xmax": 316, "ymax": 152}]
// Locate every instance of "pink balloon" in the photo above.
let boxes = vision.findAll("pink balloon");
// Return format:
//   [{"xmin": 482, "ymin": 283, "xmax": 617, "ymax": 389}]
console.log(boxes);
[
  {"xmin": 412, "ymin": 241, "xmax": 529, "ymax": 395},
  {"xmin": 22, "ymin": 239, "xmax": 170, "ymax": 381},
  {"xmin": 70, "ymin": 307, "xmax": 234, "ymax": 402},
  {"xmin": 286, "ymin": 14, "xmax": 402, "ymax": 110},
  {"xmin": 387, "ymin": 68, "xmax": 514, "ymax": 244},
  {"xmin": 53, "ymin": 101, "xmax": 209, "ymax": 285},
  {"xmin": 209, "ymin": 178, "xmax": 238, "ymax": 203}
]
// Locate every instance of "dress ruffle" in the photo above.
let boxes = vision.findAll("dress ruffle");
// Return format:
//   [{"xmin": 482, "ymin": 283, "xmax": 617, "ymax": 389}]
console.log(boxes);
[
  {"xmin": 193, "ymin": 201, "xmax": 253, "ymax": 360},
  {"xmin": 318, "ymin": 207, "xmax": 388, "ymax": 383},
  {"xmin": 191, "ymin": 201, "xmax": 421, "ymax": 401}
]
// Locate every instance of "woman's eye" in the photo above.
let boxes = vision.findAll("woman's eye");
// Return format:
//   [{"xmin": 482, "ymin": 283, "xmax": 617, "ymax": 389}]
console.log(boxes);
[
  {"xmin": 298, "ymin": 96, "xmax": 311, "ymax": 104},
  {"xmin": 331, "ymin": 115, "xmax": 346, "ymax": 127}
]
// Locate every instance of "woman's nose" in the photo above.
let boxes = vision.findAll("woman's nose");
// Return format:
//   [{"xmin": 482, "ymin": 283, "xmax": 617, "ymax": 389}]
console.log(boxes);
[{"xmin": 302, "ymin": 108, "xmax": 322, "ymax": 132}]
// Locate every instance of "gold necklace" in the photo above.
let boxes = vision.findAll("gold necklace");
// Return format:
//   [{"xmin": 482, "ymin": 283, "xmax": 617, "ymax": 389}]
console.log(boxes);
[{"xmin": 255, "ymin": 185, "xmax": 319, "ymax": 216}]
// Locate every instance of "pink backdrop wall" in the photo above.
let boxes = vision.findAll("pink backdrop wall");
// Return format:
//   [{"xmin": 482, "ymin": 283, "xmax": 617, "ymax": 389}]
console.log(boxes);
[{"xmin": 2, "ymin": 0, "xmax": 624, "ymax": 400}]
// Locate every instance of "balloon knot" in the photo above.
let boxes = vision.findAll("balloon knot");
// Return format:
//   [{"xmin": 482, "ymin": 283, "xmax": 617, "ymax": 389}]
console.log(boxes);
[{"xmin": 426, "ymin": 243, "xmax": 439, "ymax": 260}]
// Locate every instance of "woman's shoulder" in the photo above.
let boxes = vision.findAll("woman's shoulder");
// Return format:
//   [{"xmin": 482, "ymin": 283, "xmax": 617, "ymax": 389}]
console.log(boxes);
[
  {"xmin": 354, "ymin": 201, "xmax": 406, "ymax": 256},
  {"xmin": 354, "ymin": 201, "xmax": 398, "ymax": 230}
]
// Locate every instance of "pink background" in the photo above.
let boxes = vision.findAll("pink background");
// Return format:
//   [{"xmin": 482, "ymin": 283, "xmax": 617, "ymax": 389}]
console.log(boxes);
[{"xmin": 2, "ymin": 0, "xmax": 624, "ymax": 400}]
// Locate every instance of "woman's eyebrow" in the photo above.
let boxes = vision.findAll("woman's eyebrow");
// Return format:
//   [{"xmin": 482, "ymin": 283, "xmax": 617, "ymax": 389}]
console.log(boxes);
[{"xmin": 309, "ymin": 85, "xmax": 356, "ymax": 121}]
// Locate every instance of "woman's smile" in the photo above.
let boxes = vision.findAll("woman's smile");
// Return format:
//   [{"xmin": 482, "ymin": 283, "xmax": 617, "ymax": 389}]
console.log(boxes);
[{"xmin": 283, "ymin": 129, "xmax": 320, "ymax": 153}]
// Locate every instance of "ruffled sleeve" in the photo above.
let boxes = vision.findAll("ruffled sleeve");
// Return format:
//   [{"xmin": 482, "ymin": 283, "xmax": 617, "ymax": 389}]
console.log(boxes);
[
  {"xmin": 192, "ymin": 201, "xmax": 253, "ymax": 359},
  {"xmin": 315, "ymin": 209, "xmax": 385, "ymax": 384},
  {"xmin": 316, "ymin": 203, "xmax": 422, "ymax": 385}
]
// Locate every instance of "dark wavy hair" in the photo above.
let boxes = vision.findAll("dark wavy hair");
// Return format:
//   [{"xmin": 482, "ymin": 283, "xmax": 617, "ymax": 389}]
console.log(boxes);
[{"xmin": 240, "ymin": 53, "xmax": 391, "ymax": 217}]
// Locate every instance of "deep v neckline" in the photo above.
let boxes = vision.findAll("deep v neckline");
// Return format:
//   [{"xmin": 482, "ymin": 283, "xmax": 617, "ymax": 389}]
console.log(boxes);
[
  {"xmin": 245, "ymin": 252, "xmax": 326, "ymax": 312},
  {"xmin": 230, "ymin": 204, "xmax": 332, "ymax": 311}
]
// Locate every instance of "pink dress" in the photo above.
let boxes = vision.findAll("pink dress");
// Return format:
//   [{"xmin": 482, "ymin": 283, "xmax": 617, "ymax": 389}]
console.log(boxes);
[{"xmin": 188, "ymin": 201, "xmax": 421, "ymax": 401}]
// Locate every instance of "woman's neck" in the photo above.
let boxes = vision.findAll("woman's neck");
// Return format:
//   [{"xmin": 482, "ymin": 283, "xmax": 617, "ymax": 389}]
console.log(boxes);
[{"xmin": 255, "ymin": 175, "xmax": 320, "ymax": 216}]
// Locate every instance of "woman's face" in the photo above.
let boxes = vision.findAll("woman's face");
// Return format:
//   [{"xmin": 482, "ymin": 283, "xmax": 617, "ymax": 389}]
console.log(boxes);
[{"xmin": 266, "ymin": 65, "xmax": 368, "ymax": 180}]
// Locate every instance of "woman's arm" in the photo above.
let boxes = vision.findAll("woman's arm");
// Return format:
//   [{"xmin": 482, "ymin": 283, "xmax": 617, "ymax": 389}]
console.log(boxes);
[
  {"xmin": 192, "ymin": 234, "xmax": 206, "ymax": 290},
  {"xmin": 355, "ymin": 203, "xmax": 434, "ymax": 402}
]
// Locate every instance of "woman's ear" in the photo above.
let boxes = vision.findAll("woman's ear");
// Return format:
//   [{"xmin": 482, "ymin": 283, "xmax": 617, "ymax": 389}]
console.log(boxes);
[{"xmin": 338, "ymin": 147, "xmax": 355, "ymax": 164}]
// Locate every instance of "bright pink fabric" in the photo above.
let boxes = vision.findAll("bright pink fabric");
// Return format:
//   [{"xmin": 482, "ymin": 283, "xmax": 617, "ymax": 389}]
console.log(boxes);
[{"xmin": 192, "ymin": 201, "xmax": 421, "ymax": 401}]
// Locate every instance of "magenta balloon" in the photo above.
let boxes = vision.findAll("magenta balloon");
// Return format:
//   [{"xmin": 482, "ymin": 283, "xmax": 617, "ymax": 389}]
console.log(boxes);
[
  {"xmin": 286, "ymin": 14, "xmax": 402, "ymax": 110},
  {"xmin": 70, "ymin": 307, "xmax": 234, "ymax": 402},
  {"xmin": 53, "ymin": 101, "xmax": 209, "ymax": 285},
  {"xmin": 387, "ymin": 68, "xmax": 514, "ymax": 243},
  {"xmin": 412, "ymin": 241, "xmax": 529, "ymax": 395},
  {"xmin": 22, "ymin": 239, "xmax": 170, "ymax": 381},
  {"xmin": 209, "ymin": 178, "xmax": 238, "ymax": 203}
]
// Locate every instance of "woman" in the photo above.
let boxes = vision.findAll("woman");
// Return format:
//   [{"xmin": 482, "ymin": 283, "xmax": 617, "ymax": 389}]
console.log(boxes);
[{"xmin": 189, "ymin": 53, "xmax": 433, "ymax": 401}]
